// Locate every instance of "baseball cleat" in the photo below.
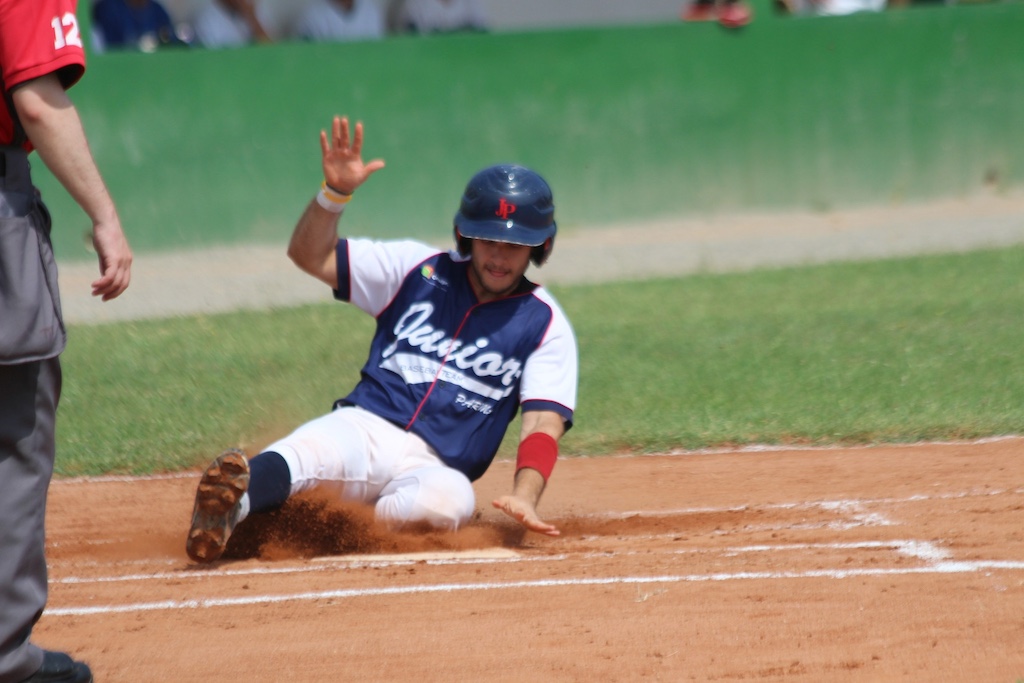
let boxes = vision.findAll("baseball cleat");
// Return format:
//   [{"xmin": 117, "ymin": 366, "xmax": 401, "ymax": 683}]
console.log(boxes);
[{"xmin": 186, "ymin": 448, "xmax": 249, "ymax": 563}]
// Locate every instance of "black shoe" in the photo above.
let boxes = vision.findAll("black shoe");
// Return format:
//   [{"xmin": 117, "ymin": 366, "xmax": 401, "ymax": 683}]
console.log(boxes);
[{"xmin": 20, "ymin": 651, "xmax": 92, "ymax": 683}]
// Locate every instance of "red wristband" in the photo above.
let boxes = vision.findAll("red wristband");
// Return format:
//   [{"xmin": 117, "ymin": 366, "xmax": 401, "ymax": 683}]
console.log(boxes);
[{"xmin": 516, "ymin": 432, "xmax": 559, "ymax": 481}]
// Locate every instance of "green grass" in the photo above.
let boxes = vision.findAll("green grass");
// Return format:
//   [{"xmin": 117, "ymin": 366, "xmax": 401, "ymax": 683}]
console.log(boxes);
[{"xmin": 56, "ymin": 245, "xmax": 1024, "ymax": 476}]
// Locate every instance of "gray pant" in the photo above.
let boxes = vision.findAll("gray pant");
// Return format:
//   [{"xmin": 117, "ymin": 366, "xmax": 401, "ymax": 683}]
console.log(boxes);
[
  {"xmin": 0, "ymin": 147, "xmax": 66, "ymax": 682},
  {"xmin": 0, "ymin": 148, "xmax": 65, "ymax": 364},
  {"xmin": 0, "ymin": 358, "xmax": 60, "ymax": 683}
]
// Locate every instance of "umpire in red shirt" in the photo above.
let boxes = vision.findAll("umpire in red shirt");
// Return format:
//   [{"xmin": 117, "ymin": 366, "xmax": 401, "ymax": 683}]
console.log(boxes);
[{"xmin": 0, "ymin": 1, "xmax": 132, "ymax": 681}]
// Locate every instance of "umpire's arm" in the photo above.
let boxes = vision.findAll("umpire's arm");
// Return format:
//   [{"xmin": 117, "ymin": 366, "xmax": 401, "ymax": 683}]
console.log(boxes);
[{"xmin": 13, "ymin": 73, "xmax": 132, "ymax": 300}]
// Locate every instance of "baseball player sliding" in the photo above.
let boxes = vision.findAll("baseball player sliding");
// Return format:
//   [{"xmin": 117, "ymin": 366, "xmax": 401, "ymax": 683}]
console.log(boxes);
[{"xmin": 186, "ymin": 116, "xmax": 578, "ymax": 562}]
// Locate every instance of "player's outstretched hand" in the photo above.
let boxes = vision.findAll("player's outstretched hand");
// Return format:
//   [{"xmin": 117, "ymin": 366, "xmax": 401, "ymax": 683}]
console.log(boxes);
[
  {"xmin": 492, "ymin": 495, "xmax": 560, "ymax": 537},
  {"xmin": 320, "ymin": 116, "xmax": 385, "ymax": 195}
]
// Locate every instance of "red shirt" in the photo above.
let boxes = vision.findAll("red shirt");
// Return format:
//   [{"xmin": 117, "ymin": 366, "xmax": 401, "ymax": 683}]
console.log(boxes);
[{"xmin": 0, "ymin": 0, "xmax": 86, "ymax": 150}]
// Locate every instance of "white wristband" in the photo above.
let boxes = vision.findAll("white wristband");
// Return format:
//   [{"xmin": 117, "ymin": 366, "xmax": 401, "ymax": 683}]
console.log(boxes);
[
  {"xmin": 316, "ymin": 189, "xmax": 346, "ymax": 213},
  {"xmin": 316, "ymin": 181, "xmax": 351, "ymax": 214}
]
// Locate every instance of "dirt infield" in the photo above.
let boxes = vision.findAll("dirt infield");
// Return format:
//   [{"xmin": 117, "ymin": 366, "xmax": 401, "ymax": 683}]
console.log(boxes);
[
  {"xmin": 41, "ymin": 195, "xmax": 1024, "ymax": 680},
  {"xmin": 39, "ymin": 437, "xmax": 1024, "ymax": 682}
]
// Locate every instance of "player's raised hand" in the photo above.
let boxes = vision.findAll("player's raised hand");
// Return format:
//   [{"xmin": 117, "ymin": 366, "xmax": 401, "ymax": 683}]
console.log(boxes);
[
  {"xmin": 492, "ymin": 494, "xmax": 561, "ymax": 537},
  {"xmin": 320, "ymin": 116, "xmax": 385, "ymax": 195}
]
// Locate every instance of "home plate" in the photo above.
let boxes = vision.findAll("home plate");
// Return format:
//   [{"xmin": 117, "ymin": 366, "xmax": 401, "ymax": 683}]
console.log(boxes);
[{"xmin": 313, "ymin": 548, "xmax": 520, "ymax": 563}]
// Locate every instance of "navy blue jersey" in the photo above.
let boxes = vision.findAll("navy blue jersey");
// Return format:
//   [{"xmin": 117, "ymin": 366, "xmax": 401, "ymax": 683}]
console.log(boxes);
[{"xmin": 333, "ymin": 239, "xmax": 577, "ymax": 481}]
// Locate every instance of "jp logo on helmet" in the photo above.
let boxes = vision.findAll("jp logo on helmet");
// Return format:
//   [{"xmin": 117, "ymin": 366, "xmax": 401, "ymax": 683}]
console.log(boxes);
[
  {"xmin": 495, "ymin": 198, "xmax": 516, "ymax": 220},
  {"xmin": 453, "ymin": 164, "xmax": 556, "ymax": 266}
]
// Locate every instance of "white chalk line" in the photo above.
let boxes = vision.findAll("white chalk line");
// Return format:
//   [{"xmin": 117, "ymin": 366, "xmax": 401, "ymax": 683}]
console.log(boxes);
[
  {"xmin": 593, "ymin": 489, "xmax": 1024, "ymax": 528},
  {"xmin": 649, "ymin": 434, "xmax": 1024, "ymax": 458},
  {"xmin": 45, "ymin": 490, "xmax": 1023, "ymax": 617},
  {"xmin": 52, "ymin": 539, "xmax": 939, "ymax": 586},
  {"xmin": 47, "ymin": 494, "xmax": 904, "ymax": 585},
  {"xmin": 55, "ymin": 553, "xmax": 568, "ymax": 585},
  {"xmin": 50, "ymin": 488, "xmax": 1013, "ymax": 584},
  {"xmin": 47, "ymin": 559, "xmax": 1024, "ymax": 617},
  {"xmin": 594, "ymin": 486, "xmax": 1023, "ymax": 520}
]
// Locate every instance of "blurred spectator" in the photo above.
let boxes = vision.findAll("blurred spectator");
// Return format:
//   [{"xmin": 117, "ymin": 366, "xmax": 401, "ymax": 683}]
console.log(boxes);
[
  {"xmin": 92, "ymin": 0, "xmax": 188, "ymax": 52},
  {"xmin": 293, "ymin": 0, "xmax": 385, "ymax": 42},
  {"xmin": 781, "ymin": 0, "xmax": 887, "ymax": 15},
  {"xmin": 681, "ymin": 0, "xmax": 752, "ymax": 27},
  {"xmin": 388, "ymin": 0, "xmax": 489, "ymax": 35},
  {"xmin": 192, "ymin": 0, "xmax": 274, "ymax": 48}
]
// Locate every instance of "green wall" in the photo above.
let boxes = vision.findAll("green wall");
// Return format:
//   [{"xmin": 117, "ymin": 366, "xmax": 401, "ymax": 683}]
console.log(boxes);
[{"xmin": 41, "ymin": 3, "xmax": 1024, "ymax": 261}]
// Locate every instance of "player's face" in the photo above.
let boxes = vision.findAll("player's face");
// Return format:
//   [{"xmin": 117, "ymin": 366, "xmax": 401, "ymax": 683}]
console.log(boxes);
[{"xmin": 467, "ymin": 239, "xmax": 532, "ymax": 302}]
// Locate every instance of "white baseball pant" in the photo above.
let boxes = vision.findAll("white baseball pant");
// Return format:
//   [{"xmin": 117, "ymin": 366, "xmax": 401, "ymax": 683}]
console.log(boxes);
[{"xmin": 262, "ymin": 405, "xmax": 476, "ymax": 530}]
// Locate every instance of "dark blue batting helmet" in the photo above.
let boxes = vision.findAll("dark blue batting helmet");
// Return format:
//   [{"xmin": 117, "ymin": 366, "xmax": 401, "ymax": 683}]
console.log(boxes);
[{"xmin": 453, "ymin": 164, "xmax": 557, "ymax": 266}]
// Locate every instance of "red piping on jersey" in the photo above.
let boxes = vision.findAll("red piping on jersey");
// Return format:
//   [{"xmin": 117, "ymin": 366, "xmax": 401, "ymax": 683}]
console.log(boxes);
[
  {"xmin": 403, "ymin": 286, "xmax": 536, "ymax": 431},
  {"xmin": 404, "ymin": 301, "xmax": 479, "ymax": 429}
]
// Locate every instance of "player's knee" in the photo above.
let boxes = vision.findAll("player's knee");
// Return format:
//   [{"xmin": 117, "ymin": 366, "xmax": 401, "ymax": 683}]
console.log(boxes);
[
  {"xmin": 425, "ymin": 479, "xmax": 476, "ymax": 530},
  {"xmin": 377, "ymin": 469, "xmax": 475, "ymax": 531}
]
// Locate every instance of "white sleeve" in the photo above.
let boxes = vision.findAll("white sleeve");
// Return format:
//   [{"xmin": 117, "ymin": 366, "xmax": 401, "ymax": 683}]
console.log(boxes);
[
  {"xmin": 520, "ymin": 291, "xmax": 578, "ymax": 416},
  {"xmin": 343, "ymin": 239, "xmax": 441, "ymax": 316}
]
